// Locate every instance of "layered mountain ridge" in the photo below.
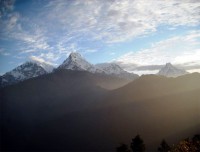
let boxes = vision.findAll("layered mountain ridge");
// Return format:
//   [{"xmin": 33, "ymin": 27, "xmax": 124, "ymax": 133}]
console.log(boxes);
[
  {"xmin": 1, "ymin": 52, "xmax": 192, "ymax": 88},
  {"xmin": 1, "ymin": 70, "xmax": 199, "ymax": 151}
]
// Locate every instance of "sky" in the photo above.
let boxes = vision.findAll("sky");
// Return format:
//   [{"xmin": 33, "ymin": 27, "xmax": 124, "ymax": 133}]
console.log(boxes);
[{"xmin": 0, "ymin": 0, "xmax": 200, "ymax": 75}]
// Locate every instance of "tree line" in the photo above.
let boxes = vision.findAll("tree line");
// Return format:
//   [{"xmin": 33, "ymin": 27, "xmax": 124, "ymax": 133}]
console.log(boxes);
[{"xmin": 116, "ymin": 134, "xmax": 200, "ymax": 152}]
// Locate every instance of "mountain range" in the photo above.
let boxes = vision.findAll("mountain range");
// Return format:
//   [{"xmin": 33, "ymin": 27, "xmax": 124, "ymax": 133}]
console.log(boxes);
[
  {"xmin": 0, "ymin": 52, "xmax": 198, "ymax": 152},
  {"xmin": 0, "ymin": 52, "xmax": 190, "ymax": 88},
  {"xmin": 57, "ymin": 52, "xmax": 139, "ymax": 80},
  {"xmin": 0, "ymin": 52, "xmax": 139, "ymax": 88}
]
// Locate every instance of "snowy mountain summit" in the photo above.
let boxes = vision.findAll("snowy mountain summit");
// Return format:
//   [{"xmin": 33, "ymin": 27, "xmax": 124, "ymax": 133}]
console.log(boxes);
[
  {"xmin": 96, "ymin": 63, "xmax": 125, "ymax": 75},
  {"xmin": 57, "ymin": 52, "xmax": 139, "ymax": 80},
  {"xmin": 30, "ymin": 59, "xmax": 54, "ymax": 73},
  {"xmin": 57, "ymin": 52, "xmax": 100, "ymax": 73},
  {"xmin": 158, "ymin": 63, "xmax": 188, "ymax": 77},
  {"xmin": 96, "ymin": 63, "xmax": 139, "ymax": 80},
  {"xmin": 0, "ymin": 62, "xmax": 47, "ymax": 87}
]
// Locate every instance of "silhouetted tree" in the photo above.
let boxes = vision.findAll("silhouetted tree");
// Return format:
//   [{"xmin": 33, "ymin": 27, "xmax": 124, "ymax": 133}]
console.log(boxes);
[
  {"xmin": 192, "ymin": 134, "xmax": 200, "ymax": 151},
  {"xmin": 130, "ymin": 135, "xmax": 145, "ymax": 152},
  {"xmin": 116, "ymin": 143, "xmax": 130, "ymax": 152},
  {"xmin": 192, "ymin": 134, "xmax": 200, "ymax": 142},
  {"xmin": 158, "ymin": 139, "xmax": 171, "ymax": 152}
]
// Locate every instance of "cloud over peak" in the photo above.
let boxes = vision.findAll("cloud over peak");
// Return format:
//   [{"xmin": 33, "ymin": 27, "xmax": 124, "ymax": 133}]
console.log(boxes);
[{"xmin": 115, "ymin": 30, "xmax": 200, "ymax": 74}]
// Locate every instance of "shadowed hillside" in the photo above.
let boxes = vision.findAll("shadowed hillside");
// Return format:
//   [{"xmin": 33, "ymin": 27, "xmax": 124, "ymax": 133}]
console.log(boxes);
[{"xmin": 0, "ymin": 71, "xmax": 200, "ymax": 151}]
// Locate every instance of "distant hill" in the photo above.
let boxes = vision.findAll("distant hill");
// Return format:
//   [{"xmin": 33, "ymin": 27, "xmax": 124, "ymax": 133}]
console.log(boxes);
[{"xmin": 1, "ymin": 71, "xmax": 200, "ymax": 151}]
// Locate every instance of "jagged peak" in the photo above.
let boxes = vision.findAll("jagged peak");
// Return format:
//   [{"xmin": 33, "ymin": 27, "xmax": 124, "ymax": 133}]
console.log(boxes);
[
  {"xmin": 165, "ymin": 62, "xmax": 173, "ymax": 67},
  {"xmin": 63, "ymin": 52, "xmax": 87, "ymax": 64},
  {"xmin": 96, "ymin": 62, "xmax": 128, "ymax": 75},
  {"xmin": 14, "ymin": 61, "xmax": 38, "ymax": 70},
  {"xmin": 96, "ymin": 63, "xmax": 124, "ymax": 71},
  {"xmin": 29, "ymin": 57, "xmax": 55, "ymax": 73},
  {"xmin": 158, "ymin": 62, "xmax": 187, "ymax": 77},
  {"xmin": 57, "ymin": 51, "xmax": 94, "ymax": 71},
  {"xmin": 68, "ymin": 52, "xmax": 82, "ymax": 59}
]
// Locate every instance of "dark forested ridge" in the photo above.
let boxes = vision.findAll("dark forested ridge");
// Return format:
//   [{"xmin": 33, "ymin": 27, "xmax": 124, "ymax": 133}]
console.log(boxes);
[{"xmin": 0, "ymin": 71, "xmax": 200, "ymax": 151}]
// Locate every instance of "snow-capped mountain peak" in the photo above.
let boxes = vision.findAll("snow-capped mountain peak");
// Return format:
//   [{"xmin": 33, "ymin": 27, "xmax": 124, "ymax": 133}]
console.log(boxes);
[
  {"xmin": 158, "ymin": 63, "xmax": 188, "ymax": 77},
  {"xmin": 0, "ymin": 61, "xmax": 47, "ymax": 87},
  {"xmin": 57, "ymin": 52, "xmax": 139, "ymax": 80},
  {"xmin": 57, "ymin": 52, "xmax": 96, "ymax": 72},
  {"xmin": 95, "ymin": 63, "xmax": 125, "ymax": 75},
  {"xmin": 10, "ymin": 61, "xmax": 47, "ymax": 78},
  {"xmin": 30, "ymin": 59, "xmax": 54, "ymax": 73},
  {"xmin": 1, "ymin": 52, "xmax": 139, "ymax": 87},
  {"xmin": 165, "ymin": 63, "xmax": 173, "ymax": 68},
  {"xmin": 69, "ymin": 52, "xmax": 82, "ymax": 60},
  {"xmin": 96, "ymin": 63, "xmax": 139, "ymax": 80}
]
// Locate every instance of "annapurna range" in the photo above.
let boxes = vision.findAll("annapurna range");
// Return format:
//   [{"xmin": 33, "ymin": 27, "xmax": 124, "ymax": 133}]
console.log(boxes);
[
  {"xmin": 0, "ymin": 52, "xmax": 139, "ymax": 87},
  {"xmin": 0, "ymin": 52, "xmax": 188, "ymax": 87}
]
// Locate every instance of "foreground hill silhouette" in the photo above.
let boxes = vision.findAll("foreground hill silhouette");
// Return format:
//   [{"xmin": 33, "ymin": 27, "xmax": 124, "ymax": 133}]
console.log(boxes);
[{"xmin": 0, "ymin": 71, "xmax": 200, "ymax": 151}]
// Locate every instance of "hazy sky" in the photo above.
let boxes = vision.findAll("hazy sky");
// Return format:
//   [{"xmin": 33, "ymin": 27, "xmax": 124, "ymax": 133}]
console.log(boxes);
[{"xmin": 0, "ymin": 0, "xmax": 200, "ymax": 75}]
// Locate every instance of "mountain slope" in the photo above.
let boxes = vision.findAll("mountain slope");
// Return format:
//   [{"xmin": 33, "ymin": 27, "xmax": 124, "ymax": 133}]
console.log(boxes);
[
  {"xmin": 96, "ymin": 63, "xmax": 139, "ymax": 80},
  {"xmin": 31, "ymin": 59, "xmax": 54, "ymax": 73},
  {"xmin": 1, "ymin": 72, "xmax": 200, "ymax": 151},
  {"xmin": 103, "ymin": 72, "xmax": 200, "ymax": 105},
  {"xmin": 0, "ymin": 62, "xmax": 47, "ymax": 87},
  {"xmin": 158, "ymin": 63, "xmax": 188, "ymax": 77}
]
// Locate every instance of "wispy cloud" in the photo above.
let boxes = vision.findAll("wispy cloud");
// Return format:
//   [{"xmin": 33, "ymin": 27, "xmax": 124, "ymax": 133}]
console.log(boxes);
[
  {"xmin": 0, "ymin": 0, "xmax": 15, "ymax": 18},
  {"xmin": 0, "ymin": 48, "xmax": 10, "ymax": 56},
  {"xmin": 2, "ymin": 0, "xmax": 200, "ymax": 50},
  {"xmin": 42, "ymin": 0, "xmax": 200, "ymax": 43},
  {"xmin": 115, "ymin": 30, "xmax": 200, "ymax": 73},
  {"xmin": 29, "ymin": 55, "xmax": 57, "ymax": 66}
]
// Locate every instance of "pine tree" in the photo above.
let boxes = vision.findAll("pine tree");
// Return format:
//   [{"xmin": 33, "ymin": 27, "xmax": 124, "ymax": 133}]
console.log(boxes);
[
  {"xmin": 158, "ymin": 139, "xmax": 171, "ymax": 152},
  {"xmin": 116, "ymin": 143, "xmax": 130, "ymax": 152},
  {"xmin": 192, "ymin": 134, "xmax": 200, "ymax": 151},
  {"xmin": 130, "ymin": 135, "xmax": 145, "ymax": 152}
]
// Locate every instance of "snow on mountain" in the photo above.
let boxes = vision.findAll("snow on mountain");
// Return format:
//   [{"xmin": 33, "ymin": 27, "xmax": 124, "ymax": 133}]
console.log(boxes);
[
  {"xmin": 57, "ymin": 52, "xmax": 100, "ymax": 73},
  {"xmin": 96, "ymin": 63, "xmax": 127, "ymax": 75},
  {"xmin": 96, "ymin": 63, "xmax": 139, "ymax": 80},
  {"xmin": 0, "ymin": 62, "xmax": 47, "ymax": 87},
  {"xmin": 158, "ymin": 63, "xmax": 188, "ymax": 77},
  {"xmin": 1, "ymin": 52, "xmax": 139, "ymax": 88},
  {"xmin": 31, "ymin": 59, "xmax": 54, "ymax": 73},
  {"xmin": 57, "ymin": 52, "xmax": 138, "ymax": 80}
]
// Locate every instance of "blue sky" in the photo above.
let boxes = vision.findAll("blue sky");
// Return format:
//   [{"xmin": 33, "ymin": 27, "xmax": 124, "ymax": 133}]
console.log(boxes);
[{"xmin": 0, "ymin": 0, "xmax": 200, "ymax": 75}]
